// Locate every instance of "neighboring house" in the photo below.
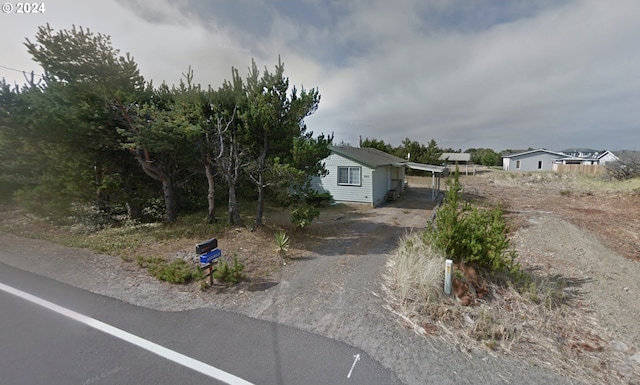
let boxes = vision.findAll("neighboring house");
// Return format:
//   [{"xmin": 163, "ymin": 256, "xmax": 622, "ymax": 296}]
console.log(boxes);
[
  {"xmin": 552, "ymin": 150, "xmax": 620, "ymax": 175},
  {"xmin": 502, "ymin": 149, "xmax": 567, "ymax": 171},
  {"xmin": 559, "ymin": 148, "xmax": 601, "ymax": 158},
  {"xmin": 312, "ymin": 146, "xmax": 446, "ymax": 206},
  {"xmin": 597, "ymin": 150, "xmax": 620, "ymax": 164}
]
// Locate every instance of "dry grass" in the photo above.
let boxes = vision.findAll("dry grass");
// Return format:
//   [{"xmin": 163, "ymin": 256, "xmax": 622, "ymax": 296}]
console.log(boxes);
[
  {"xmin": 383, "ymin": 233, "xmax": 634, "ymax": 384},
  {"xmin": 485, "ymin": 170, "xmax": 640, "ymax": 194},
  {"xmin": 382, "ymin": 231, "xmax": 445, "ymax": 328}
]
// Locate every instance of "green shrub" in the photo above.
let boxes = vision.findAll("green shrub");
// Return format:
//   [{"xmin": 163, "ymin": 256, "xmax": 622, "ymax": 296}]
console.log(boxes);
[
  {"xmin": 213, "ymin": 257, "xmax": 245, "ymax": 284},
  {"xmin": 429, "ymin": 169, "xmax": 521, "ymax": 276},
  {"xmin": 305, "ymin": 191, "xmax": 333, "ymax": 207},
  {"xmin": 291, "ymin": 205, "xmax": 320, "ymax": 229},
  {"xmin": 137, "ymin": 256, "xmax": 200, "ymax": 284}
]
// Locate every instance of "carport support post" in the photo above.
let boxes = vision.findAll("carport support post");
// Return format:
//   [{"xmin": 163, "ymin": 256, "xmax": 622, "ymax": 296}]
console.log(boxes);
[
  {"xmin": 431, "ymin": 172, "xmax": 435, "ymax": 200},
  {"xmin": 444, "ymin": 259, "xmax": 453, "ymax": 295}
]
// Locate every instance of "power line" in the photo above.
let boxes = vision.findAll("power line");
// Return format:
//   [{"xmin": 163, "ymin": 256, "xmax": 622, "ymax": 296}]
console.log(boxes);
[{"xmin": 0, "ymin": 64, "xmax": 45, "ymax": 81}]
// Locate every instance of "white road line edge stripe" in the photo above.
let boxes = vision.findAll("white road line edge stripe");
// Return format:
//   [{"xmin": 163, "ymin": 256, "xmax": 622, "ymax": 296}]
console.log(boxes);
[{"xmin": 0, "ymin": 282, "xmax": 255, "ymax": 385}]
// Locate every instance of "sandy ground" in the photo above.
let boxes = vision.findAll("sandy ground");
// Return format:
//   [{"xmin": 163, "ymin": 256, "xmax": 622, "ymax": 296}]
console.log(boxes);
[{"xmin": 1, "ymin": 173, "xmax": 639, "ymax": 384}]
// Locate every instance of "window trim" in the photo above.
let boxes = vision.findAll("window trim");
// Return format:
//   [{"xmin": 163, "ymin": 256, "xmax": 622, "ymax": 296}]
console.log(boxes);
[{"xmin": 337, "ymin": 166, "xmax": 362, "ymax": 186}]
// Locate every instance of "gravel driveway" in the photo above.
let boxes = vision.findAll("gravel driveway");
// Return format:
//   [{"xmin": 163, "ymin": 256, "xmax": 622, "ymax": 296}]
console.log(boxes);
[{"xmin": 0, "ymin": 180, "xmax": 584, "ymax": 385}]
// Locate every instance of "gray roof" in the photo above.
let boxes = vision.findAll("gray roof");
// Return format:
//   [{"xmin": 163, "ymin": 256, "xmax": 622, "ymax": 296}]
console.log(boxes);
[
  {"xmin": 329, "ymin": 146, "xmax": 447, "ymax": 173},
  {"xmin": 501, "ymin": 148, "xmax": 567, "ymax": 158},
  {"xmin": 329, "ymin": 146, "xmax": 406, "ymax": 168},
  {"xmin": 559, "ymin": 148, "xmax": 599, "ymax": 154},
  {"xmin": 440, "ymin": 153, "xmax": 471, "ymax": 162}
]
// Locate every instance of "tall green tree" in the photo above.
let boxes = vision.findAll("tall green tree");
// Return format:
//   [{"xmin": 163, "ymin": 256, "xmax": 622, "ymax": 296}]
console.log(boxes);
[
  {"xmin": 243, "ymin": 58, "xmax": 321, "ymax": 228},
  {"xmin": 465, "ymin": 148, "xmax": 501, "ymax": 166},
  {"xmin": 113, "ymin": 75, "xmax": 202, "ymax": 223},
  {"xmin": 15, "ymin": 24, "xmax": 151, "ymax": 218},
  {"xmin": 360, "ymin": 138, "xmax": 393, "ymax": 153}
]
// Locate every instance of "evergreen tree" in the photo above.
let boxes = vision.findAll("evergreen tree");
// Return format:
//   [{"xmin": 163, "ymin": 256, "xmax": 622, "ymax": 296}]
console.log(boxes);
[{"xmin": 243, "ymin": 58, "xmax": 321, "ymax": 228}]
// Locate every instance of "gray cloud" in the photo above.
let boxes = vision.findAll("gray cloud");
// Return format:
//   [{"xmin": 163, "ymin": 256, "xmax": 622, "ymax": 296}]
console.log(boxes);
[{"xmin": 1, "ymin": 0, "xmax": 638, "ymax": 151}]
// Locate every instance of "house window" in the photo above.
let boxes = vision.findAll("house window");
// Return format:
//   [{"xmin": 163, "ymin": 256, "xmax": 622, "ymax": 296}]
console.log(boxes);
[
  {"xmin": 516, "ymin": 160, "xmax": 521, "ymax": 169},
  {"xmin": 337, "ymin": 166, "xmax": 361, "ymax": 186},
  {"xmin": 537, "ymin": 161, "xmax": 543, "ymax": 169}
]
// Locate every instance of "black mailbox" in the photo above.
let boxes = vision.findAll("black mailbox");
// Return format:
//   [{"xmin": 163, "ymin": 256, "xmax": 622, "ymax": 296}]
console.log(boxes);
[{"xmin": 196, "ymin": 238, "xmax": 218, "ymax": 254}]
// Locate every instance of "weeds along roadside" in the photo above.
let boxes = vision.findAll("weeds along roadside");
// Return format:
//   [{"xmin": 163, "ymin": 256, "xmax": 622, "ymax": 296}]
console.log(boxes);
[{"xmin": 382, "ymin": 170, "xmax": 637, "ymax": 385}]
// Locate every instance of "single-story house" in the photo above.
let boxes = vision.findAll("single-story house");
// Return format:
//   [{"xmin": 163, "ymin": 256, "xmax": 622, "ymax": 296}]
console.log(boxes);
[
  {"xmin": 555, "ymin": 149, "xmax": 619, "ymax": 165},
  {"xmin": 502, "ymin": 149, "xmax": 568, "ymax": 171},
  {"xmin": 312, "ymin": 146, "xmax": 446, "ymax": 206}
]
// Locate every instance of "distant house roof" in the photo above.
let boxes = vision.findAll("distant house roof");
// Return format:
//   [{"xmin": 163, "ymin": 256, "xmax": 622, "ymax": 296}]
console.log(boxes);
[
  {"xmin": 559, "ymin": 148, "xmax": 599, "ymax": 156},
  {"xmin": 329, "ymin": 146, "xmax": 406, "ymax": 168},
  {"xmin": 502, "ymin": 148, "xmax": 567, "ymax": 158},
  {"xmin": 597, "ymin": 150, "xmax": 619, "ymax": 160},
  {"xmin": 440, "ymin": 153, "xmax": 471, "ymax": 162}
]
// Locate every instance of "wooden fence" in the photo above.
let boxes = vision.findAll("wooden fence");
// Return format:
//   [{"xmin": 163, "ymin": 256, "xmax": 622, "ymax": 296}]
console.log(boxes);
[{"xmin": 552, "ymin": 164, "xmax": 605, "ymax": 175}]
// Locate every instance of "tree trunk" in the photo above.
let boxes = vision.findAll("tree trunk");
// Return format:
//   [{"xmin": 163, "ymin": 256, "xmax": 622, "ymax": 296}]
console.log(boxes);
[
  {"xmin": 254, "ymin": 139, "xmax": 268, "ymax": 228},
  {"xmin": 132, "ymin": 149, "xmax": 178, "ymax": 223},
  {"xmin": 228, "ymin": 185, "xmax": 243, "ymax": 226},
  {"xmin": 205, "ymin": 162, "xmax": 216, "ymax": 223},
  {"xmin": 125, "ymin": 201, "xmax": 142, "ymax": 220},
  {"xmin": 255, "ymin": 172, "xmax": 265, "ymax": 228},
  {"xmin": 162, "ymin": 177, "xmax": 177, "ymax": 223}
]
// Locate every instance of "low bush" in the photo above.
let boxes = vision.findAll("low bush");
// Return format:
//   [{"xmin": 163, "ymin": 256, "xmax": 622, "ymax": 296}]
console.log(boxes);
[
  {"xmin": 136, "ymin": 256, "xmax": 201, "ymax": 284},
  {"xmin": 429, "ymin": 169, "xmax": 521, "ymax": 277},
  {"xmin": 213, "ymin": 257, "xmax": 245, "ymax": 284},
  {"xmin": 291, "ymin": 205, "xmax": 320, "ymax": 229},
  {"xmin": 305, "ymin": 191, "xmax": 333, "ymax": 207}
]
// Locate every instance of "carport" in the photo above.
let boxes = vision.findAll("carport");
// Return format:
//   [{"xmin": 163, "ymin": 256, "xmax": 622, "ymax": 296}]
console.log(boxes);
[{"xmin": 405, "ymin": 162, "xmax": 447, "ymax": 200}]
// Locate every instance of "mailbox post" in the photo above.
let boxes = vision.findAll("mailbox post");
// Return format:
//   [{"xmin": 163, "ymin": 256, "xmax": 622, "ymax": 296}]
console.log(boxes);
[{"xmin": 196, "ymin": 238, "xmax": 221, "ymax": 286}]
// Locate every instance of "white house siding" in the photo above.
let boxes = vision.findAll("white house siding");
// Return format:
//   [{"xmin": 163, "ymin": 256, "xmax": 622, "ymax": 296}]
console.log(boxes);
[
  {"xmin": 598, "ymin": 152, "xmax": 619, "ymax": 164},
  {"xmin": 504, "ymin": 152, "xmax": 566, "ymax": 172},
  {"xmin": 311, "ymin": 153, "xmax": 375, "ymax": 205},
  {"xmin": 372, "ymin": 166, "xmax": 390, "ymax": 206}
]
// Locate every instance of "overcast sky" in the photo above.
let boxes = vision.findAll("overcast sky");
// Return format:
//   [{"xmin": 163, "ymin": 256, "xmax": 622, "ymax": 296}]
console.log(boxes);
[{"xmin": 1, "ymin": 0, "xmax": 638, "ymax": 151}]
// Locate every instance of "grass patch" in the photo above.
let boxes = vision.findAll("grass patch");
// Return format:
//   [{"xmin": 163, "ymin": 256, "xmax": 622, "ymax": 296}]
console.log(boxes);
[
  {"xmin": 20, "ymin": 211, "xmax": 225, "ymax": 259},
  {"xmin": 382, "ymin": 231, "xmax": 445, "ymax": 322},
  {"xmin": 485, "ymin": 171, "xmax": 640, "ymax": 194},
  {"xmin": 136, "ymin": 256, "xmax": 202, "ymax": 284}
]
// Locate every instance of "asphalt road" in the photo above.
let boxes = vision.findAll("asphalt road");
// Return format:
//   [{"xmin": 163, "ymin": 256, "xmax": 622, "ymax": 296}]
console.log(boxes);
[{"xmin": 0, "ymin": 262, "xmax": 401, "ymax": 385}]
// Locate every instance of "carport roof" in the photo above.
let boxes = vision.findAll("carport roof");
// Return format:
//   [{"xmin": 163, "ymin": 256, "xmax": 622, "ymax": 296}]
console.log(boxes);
[{"xmin": 406, "ymin": 162, "xmax": 447, "ymax": 173}]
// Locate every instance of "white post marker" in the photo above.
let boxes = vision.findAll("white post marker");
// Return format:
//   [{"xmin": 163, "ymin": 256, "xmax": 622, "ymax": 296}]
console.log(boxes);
[
  {"xmin": 444, "ymin": 259, "xmax": 453, "ymax": 295},
  {"xmin": 0, "ymin": 282, "xmax": 255, "ymax": 385}
]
